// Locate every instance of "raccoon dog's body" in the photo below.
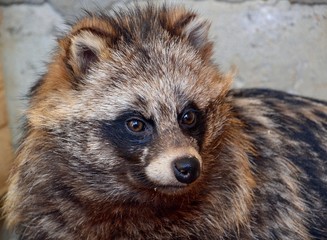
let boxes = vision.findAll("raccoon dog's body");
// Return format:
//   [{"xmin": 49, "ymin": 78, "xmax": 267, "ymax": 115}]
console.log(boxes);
[{"xmin": 4, "ymin": 4, "xmax": 327, "ymax": 240}]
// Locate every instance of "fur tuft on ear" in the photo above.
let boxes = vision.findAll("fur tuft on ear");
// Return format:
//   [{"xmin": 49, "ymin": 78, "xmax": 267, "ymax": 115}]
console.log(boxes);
[{"xmin": 68, "ymin": 31, "xmax": 109, "ymax": 75}]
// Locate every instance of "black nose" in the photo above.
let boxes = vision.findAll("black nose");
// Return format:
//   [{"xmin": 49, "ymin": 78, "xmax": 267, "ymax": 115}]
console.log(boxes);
[{"xmin": 173, "ymin": 157, "xmax": 200, "ymax": 184}]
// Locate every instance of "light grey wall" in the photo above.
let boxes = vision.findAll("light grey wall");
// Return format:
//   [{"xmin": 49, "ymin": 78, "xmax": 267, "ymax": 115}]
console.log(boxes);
[{"xmin": 1, "ymin": 0, "xmax": 327, "ymax": 145}]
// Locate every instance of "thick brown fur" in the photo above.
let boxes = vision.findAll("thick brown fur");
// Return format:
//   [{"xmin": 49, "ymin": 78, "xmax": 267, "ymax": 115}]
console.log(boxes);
[{"xmin": 3, "ymin": 4, "xmax": 327, "ymax": 240}]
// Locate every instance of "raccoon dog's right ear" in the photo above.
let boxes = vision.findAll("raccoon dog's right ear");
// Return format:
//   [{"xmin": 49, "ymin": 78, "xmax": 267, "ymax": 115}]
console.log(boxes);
[{"xmin": 64, "ymin": 30, "xmax": 110, "ymax": 76}]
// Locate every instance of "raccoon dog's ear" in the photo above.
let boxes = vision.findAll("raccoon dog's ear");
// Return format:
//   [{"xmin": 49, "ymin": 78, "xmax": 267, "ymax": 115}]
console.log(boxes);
[
  {"xmin": 164, "ymin": 7, "xmax": 213, "ymax": 59},
  {"xmin": 59, "ymin": 30, "xmax": 109, "ymax": 76},
  {"xmin": 181, "ymin": 16, "xmax": 211, "ymax": 53},
  {"xmin": 67, "ymin": 30, "xmax": 109, "ymax": 75}
]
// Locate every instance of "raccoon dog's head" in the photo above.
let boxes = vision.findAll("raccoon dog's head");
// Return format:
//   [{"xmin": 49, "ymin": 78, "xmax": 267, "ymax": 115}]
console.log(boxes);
[{"xmin": 28, "ymin": 4, "xmax": 232, "ymax": 204}]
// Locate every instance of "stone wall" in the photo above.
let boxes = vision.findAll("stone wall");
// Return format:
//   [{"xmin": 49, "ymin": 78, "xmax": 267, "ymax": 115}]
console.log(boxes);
[
  {"xmin": 0, "ymin": 0, "xmax": 327, "ymax": 145},
  {"xmin": 0, "ymin": 62, "xmax": 13, "ymax": 197},
  {"xmin": 0, "ymin": 61, "xmax": 14, "ymax": 240}
]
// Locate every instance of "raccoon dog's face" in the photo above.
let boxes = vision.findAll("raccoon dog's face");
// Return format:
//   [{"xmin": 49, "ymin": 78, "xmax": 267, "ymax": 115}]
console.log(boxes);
[{"xmin": 29, "ymin": 5, "xmax": 230, "ymax": 203}]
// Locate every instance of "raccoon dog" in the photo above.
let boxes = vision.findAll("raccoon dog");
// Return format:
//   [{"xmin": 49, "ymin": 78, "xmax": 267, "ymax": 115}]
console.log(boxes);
[{"xmin": 3, "ymin": 4, "xmax": 327, "ymax": 240}]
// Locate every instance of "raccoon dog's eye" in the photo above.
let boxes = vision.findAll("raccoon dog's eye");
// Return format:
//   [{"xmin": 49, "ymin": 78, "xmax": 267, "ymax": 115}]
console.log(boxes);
[
  {"xmin": 126, "ymin": 119, "xmax": 146, "ymax": 132},
  {"xmin": 180, "ymin": 110, "xmax": 197, "ymax": 128}
]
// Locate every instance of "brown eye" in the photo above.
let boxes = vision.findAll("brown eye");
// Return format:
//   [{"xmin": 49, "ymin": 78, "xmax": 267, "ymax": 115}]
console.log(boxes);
[
  {"xmin": 126, "ymin": 119, "xmax": 145, "ymax": 132},
  {"xmin": 181, "ymin": 110, "xmax": 197, "ymax": 127}
]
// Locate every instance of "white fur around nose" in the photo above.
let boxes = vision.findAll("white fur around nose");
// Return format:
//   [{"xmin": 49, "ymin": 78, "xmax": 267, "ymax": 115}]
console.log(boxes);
[{"xmin": 145, "ymin": 147, "xmax": 202, "ymax": 186}]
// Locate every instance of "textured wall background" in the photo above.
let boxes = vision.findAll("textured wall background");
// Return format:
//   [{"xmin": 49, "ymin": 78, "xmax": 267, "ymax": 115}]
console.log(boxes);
[
  {"xmin": 1, "ymin": 0, "xmax": 327, "ymax": 146},
  {"xmin": 0, "ymin": 62, "xmax": 13, "ymax": 240},
  {"xmin": 0, "ymin": 62, "xmax": 13, "ymax": 197}
]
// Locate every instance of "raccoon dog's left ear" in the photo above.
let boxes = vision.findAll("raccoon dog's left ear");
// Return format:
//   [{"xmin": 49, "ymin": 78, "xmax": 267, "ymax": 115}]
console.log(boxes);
[
  {"xmin": 164, "ymin": 7, "xmax": 213, "ymax": 59},
  {"xmin": 181, "ymin": 16, "xmax": 212, "ymax": 54}
]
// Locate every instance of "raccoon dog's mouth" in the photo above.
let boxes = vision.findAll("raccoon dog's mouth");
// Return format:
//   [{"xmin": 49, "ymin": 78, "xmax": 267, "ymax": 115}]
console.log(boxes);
[
  {"xmin": 128, "ymin": 172, "xmax": 189, "ymax": 195},
  {"xmin": 154, "ymin": 184, "xmax": 186, "ymax": 190},
  {"xmin": 151, "ymin": 183, "xmax": 192, "ymax": 194}
]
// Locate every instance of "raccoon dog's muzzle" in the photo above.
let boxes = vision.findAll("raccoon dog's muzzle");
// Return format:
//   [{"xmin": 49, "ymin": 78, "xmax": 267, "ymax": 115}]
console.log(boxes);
[{"xmin": 145, "ymin": 147, "xmax": 202, "ymax": 187}]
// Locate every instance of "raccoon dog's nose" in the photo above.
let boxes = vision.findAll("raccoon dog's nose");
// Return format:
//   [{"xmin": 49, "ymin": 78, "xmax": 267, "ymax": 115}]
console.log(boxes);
[{"xmin": 173, "ymin": 157, "xmax": 200, "ymax": 184}]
